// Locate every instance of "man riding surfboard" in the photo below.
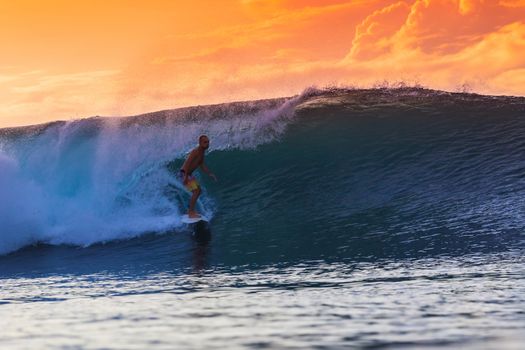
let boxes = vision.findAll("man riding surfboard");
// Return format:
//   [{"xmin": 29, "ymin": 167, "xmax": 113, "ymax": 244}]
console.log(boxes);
[{"xmin": 179, "ymin": 135, "xmax": 217, "ymax": 218}]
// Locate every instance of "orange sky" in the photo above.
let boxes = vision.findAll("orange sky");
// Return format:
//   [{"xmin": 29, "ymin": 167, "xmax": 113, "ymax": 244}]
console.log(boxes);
[{"xmin": 1, "ymin": 0, "xmax": 524, "ymax": 127}]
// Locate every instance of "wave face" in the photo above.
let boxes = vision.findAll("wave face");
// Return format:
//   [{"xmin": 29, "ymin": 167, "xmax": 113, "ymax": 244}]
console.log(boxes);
[{"xmin": 1, "ymin": 88, "xmax": 525, "ymax": 257}]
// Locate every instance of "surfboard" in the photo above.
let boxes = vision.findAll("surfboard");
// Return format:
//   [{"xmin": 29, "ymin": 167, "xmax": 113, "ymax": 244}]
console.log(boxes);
[{"xmin": 181, "ymin": 214, "xmax": 209, "ymax": 224}]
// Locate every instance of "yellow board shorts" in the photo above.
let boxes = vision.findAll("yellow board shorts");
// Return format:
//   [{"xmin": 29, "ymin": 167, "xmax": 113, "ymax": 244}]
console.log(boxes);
[{"xmin": 179, "ymin": 170, "xmax": 200, "ymax": 192}]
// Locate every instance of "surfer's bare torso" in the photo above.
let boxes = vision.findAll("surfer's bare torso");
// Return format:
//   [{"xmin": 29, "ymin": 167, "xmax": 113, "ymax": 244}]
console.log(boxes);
[{"xmin": 181, "ymin": 148, "xmax": 204, "ymax": 177}]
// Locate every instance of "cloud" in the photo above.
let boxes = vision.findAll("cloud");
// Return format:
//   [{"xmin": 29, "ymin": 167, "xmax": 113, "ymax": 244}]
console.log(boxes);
[
  {"xmin": 119, "ymin": 0, "xmax": 525, "ymax": 117},
  {"xmin": 491, "ymin": 68, "xmax": 525, "ymax": 95},
  {"xmin": 113, "ymin": 1, "xmax": 387, "ymax": 110},
  {"xmin": 499, "ymin": 0, "xmax": 525, "ymax": 7},
  {"xmin": 0, "ymin": 70, "xmax": 120, "ymax": 126},
  {"xmin": 335, "ymin": 0, "xmax": 524, "ymax": 96},
  {"xmin": 241, "ymin": 0, "xmax": 360, "ymax": 12},
  {"xmin": 450, "ymin": 21, "xmax": 525, "ymax": 73},
  {"xmin": 393, "ymin": 0, "xmax": 525, "ymax": 54},
  {"xmin": 2, "ymin": 1, "xmax": 525, "ymax": 127},
  {"xmin": 346, "ymin": 0, "xmax": 525, "ymax": 60},
  {"xmin": 10, "ymin": 70, "xmax": 119, "ymax": 94},
  {"xmin": 345, "ymin": 28, "xmax": 525, "ymax": 97},
  {"xmin": 349, "ymin": 1, "xmax": 410, "ymax": 59}
]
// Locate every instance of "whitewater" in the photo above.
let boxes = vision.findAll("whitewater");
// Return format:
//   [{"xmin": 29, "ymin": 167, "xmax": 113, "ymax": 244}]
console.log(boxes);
[
  {"xmin": 0, "ymin": 94, "xmax": 297, "ymax": 255},
  {"xmin": 1, "ymin": 87, "xmax": 524, "ymax": 349}
]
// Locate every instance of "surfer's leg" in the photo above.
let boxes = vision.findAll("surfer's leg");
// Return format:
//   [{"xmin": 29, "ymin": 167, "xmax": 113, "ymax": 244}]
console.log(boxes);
[{"xmin": 188, "ymin": 187, "xmax": 201, "ymax": 218}]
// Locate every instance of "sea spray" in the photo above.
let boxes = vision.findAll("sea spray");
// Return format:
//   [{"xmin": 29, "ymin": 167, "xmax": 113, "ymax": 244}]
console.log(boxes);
[
  {"xmin": 0, "ymin": 152, "xmax": 46, "ymax": 255},
  {"xmin": 0, "ymin": 94, "xmax": 303, "ymax": 255}
]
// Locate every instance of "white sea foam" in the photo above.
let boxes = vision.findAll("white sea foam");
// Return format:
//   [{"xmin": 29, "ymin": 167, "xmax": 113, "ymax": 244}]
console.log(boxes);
[{"xmin": 0, "ymin": 94, "xmax": 302, "ymax": 255}]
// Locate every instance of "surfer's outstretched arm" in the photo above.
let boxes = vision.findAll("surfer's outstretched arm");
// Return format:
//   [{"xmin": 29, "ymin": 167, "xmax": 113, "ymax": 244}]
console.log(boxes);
[{"xmin": 200, "ymin": 163, "xmax": 217, "ymax": 181}]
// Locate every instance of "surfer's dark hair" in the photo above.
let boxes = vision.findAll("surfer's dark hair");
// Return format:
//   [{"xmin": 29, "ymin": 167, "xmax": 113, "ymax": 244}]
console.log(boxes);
[{"xmin": 199, "ymin": 135, "xmax": 209, "ymax": 142}]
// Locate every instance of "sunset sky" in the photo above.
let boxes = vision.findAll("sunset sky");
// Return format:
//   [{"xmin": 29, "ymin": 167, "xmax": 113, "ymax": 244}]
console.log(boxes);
[{"xmin": 1, "ymin": 0, "xmax": 524, "ymax": 127}]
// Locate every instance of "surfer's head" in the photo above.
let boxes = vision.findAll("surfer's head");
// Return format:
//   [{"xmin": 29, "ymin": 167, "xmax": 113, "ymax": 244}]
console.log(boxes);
[{"xmin": 199, "ymin": 135, "xmax": 210, "ymax": 150}]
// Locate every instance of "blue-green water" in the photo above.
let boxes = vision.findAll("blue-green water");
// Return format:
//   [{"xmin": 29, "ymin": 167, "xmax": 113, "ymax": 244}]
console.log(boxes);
[{"xmin": 1, "ymin": 88, "xmax": 524, "ymax": 349}]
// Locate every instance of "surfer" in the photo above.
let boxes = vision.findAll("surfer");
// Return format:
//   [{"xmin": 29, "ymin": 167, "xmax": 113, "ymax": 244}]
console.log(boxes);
[{"xmin": 179, "ymin": 135, "xmax": 217, "ymax": 218}]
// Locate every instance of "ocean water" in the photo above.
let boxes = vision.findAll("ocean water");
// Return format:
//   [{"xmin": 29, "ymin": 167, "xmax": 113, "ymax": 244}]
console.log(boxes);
[{"xmin": 1, "ymin": 87, "xmax": 525, "ymax": 349}]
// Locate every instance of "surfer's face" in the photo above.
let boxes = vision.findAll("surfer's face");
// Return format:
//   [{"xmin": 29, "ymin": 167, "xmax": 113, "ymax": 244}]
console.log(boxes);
[{"xmin": 200, "ymin": 137, "xmax": 210, "ymax": 149}]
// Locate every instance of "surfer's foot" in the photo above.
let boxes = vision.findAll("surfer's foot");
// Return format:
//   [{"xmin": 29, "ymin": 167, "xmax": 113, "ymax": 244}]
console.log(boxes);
[{"xmin": 188, "ymin": 211, "xmax": 201, "ymax": 219}]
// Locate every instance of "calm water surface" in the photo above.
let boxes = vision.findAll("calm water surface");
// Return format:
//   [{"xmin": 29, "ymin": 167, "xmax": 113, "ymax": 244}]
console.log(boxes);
[{"xmin": 1, "ymin": 244, "xmax": 524, "ymax": 350}]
